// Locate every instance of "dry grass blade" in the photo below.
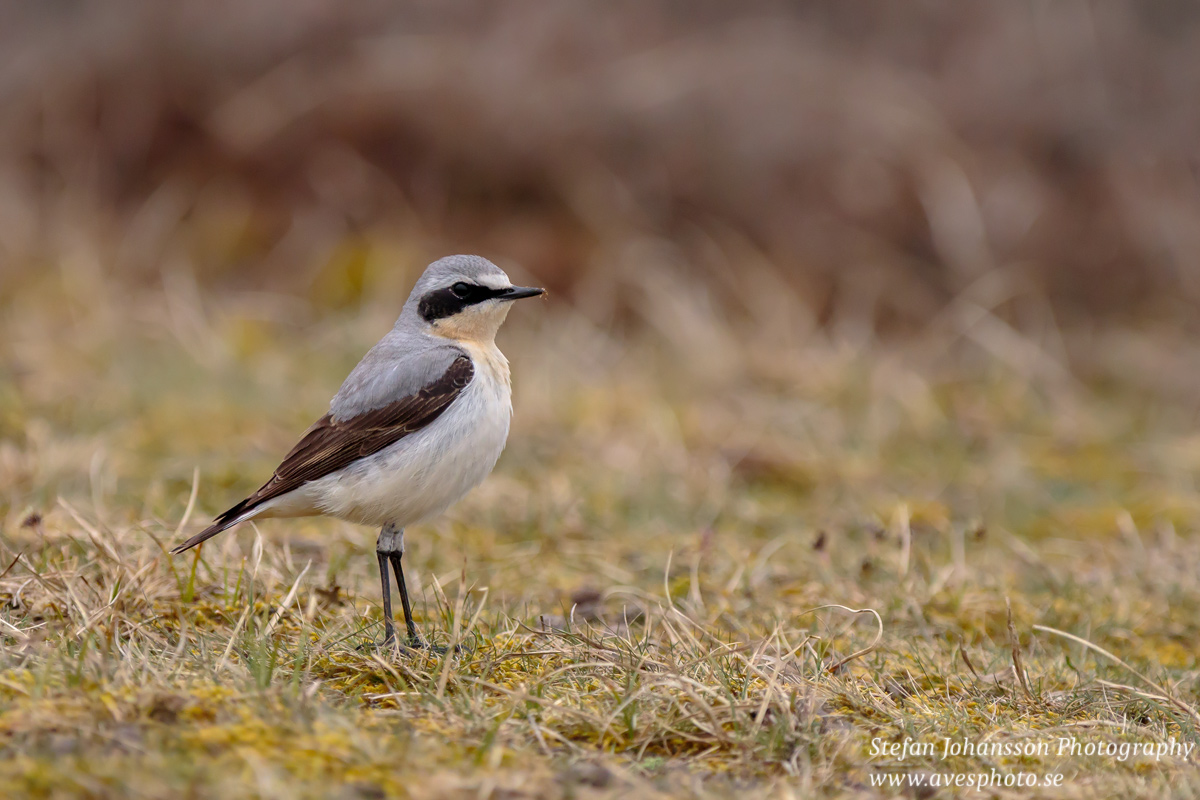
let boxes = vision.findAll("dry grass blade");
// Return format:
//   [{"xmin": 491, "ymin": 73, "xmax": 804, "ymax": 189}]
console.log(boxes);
[
  {"xmin": 173, "ymin": 467, "xmax": 201, "ymax": 540},
  {"xmin": 264, "ymin": 560, "xmax": 311, "ymax": 636},
  {"xmin": 1033, "ymin": 625, "xmax": 1200, "ymax": 726},
  {"xmin": 798, "ymin": 605, "xmax": 883, "ymax": 673},
  {"xmin": 58, "ymin": 499, "xmax": 122, "ymax": 565},
  {"xmin": 217, "ymin": 604, "xmax": 253, "ymax": 670},
  {"xmin": 1006, "ymin": 597, "xmax": 1035, "ymax": 704},
  {"xmin": 434, "ymin": 568, "xmax": 468, "ymax": 700}
]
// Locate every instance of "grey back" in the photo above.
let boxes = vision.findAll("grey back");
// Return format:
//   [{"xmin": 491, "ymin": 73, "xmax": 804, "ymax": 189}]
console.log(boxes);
[{"xmin": 328, "ymin": 255, "xmax": 506, "ymax": 419}]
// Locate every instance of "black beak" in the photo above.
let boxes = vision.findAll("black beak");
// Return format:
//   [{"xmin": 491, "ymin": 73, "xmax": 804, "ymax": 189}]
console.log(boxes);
[{"xmin": 499, "ymin": 286, "xmax": 545, "ymax": 300}]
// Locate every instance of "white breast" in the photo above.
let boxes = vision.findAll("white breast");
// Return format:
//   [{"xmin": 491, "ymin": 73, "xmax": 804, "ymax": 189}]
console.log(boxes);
[{"xmin": 286, "ymin": 348, "xmax": 513, "ymax": 528}]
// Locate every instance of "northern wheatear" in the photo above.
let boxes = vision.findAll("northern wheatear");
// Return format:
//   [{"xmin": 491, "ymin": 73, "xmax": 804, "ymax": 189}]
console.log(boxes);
[{"xmin": 171, "ymin": 255, "xmax": 544, "ymax": 647}]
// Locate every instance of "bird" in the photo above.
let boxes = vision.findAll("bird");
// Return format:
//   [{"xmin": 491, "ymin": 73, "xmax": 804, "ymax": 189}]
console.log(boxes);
[{"xmin": 171, "ymin": 254, "xmax": 544, "ymax": 648}]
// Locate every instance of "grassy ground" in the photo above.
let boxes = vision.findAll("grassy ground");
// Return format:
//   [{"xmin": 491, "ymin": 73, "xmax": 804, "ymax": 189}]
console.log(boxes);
[{"xmin": 4, "ymin": 264, "xmax": 1200, "ymax": 798}]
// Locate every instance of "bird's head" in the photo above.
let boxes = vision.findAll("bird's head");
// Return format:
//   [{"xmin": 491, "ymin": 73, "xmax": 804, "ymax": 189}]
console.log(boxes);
[{"xmin": 404, "ymin": 255, "xmax": 544, "ymax": 344}]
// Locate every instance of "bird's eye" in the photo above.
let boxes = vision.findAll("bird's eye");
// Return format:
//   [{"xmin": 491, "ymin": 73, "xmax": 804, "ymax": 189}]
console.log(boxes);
[{"xmin": 450, "ymin": 282, "xmax": 472, "ymax": 299}]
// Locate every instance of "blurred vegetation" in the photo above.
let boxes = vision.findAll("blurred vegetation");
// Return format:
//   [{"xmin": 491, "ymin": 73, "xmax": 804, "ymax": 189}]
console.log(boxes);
[
  {"xmin": 3, "ymin": 1, "xmax": 1200, "ymax": 328},
  {"xmin": 4, "ymin": 3, "xmax": 1200, "ymax": 799}
]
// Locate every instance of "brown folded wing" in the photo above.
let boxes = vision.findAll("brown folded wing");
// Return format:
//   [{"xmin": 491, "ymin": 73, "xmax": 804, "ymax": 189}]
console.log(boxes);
[{"xmin": 171, "ymin": 354, "xmax": 473, "ymax": 553}]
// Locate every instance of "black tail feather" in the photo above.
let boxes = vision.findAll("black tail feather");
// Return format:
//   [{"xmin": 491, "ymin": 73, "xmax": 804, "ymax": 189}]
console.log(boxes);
[{"xmin": 169, "ymin": 499, "xmax": 253, "ymax": 554}]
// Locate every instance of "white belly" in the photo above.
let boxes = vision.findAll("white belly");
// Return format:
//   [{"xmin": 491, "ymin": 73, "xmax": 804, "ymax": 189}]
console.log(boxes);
[{"xmin": 267, "ymin": 364, "xmax": 512, "ymax": 528}]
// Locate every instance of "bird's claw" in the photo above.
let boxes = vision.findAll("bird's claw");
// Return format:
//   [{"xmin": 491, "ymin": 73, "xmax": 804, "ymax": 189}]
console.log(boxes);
[{"xmin": 357, "ymin": 634, "xmax": 461, "ymax": 656}]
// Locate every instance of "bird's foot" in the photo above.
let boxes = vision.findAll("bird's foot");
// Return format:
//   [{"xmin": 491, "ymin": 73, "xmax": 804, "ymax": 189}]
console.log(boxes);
[
  {"xmin": 357, "ymin": 632, "xmax": 460, "ymax": 656},
  {"xmin": 402, "ymin": 636, "xmax": 466, "ymax": 656}
]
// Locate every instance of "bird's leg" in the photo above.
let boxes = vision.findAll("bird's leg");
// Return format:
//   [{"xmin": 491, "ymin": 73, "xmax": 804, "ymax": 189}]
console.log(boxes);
[
  {"xmin": 376, "ymin": 529, "xmax": 398, "ymax": 647},
  {"xmin": 384, "ymin": 527, "xmax": 425, "ymax": 648},
  {"xmin": 377, "ymin": 523, "xmax": 425, "ymax": 649},
  {"xmin": 374, "ymin": 524, "xmax": 447, "ymax": 653}
]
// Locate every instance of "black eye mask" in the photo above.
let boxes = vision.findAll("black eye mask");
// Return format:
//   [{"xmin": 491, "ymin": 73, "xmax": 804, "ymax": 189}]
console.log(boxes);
[
  {"xmin": 418, "ymin": 283, "xmax": 543, "ymax": 322},
  {"xmin": 419, "ymin": 284, "xmax": 494, "ymax": 322}
]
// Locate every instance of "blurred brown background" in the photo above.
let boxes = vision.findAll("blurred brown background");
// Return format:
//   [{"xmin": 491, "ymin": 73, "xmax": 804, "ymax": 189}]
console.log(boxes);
[{"xmin": 2, "ymin": 0, "xmax": 1199, "ymax": 332}]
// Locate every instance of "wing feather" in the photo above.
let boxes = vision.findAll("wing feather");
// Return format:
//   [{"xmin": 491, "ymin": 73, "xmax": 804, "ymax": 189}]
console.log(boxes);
[{"xmin": 171, "ymin": 354, "xmax": 473, "ymax": 553}]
